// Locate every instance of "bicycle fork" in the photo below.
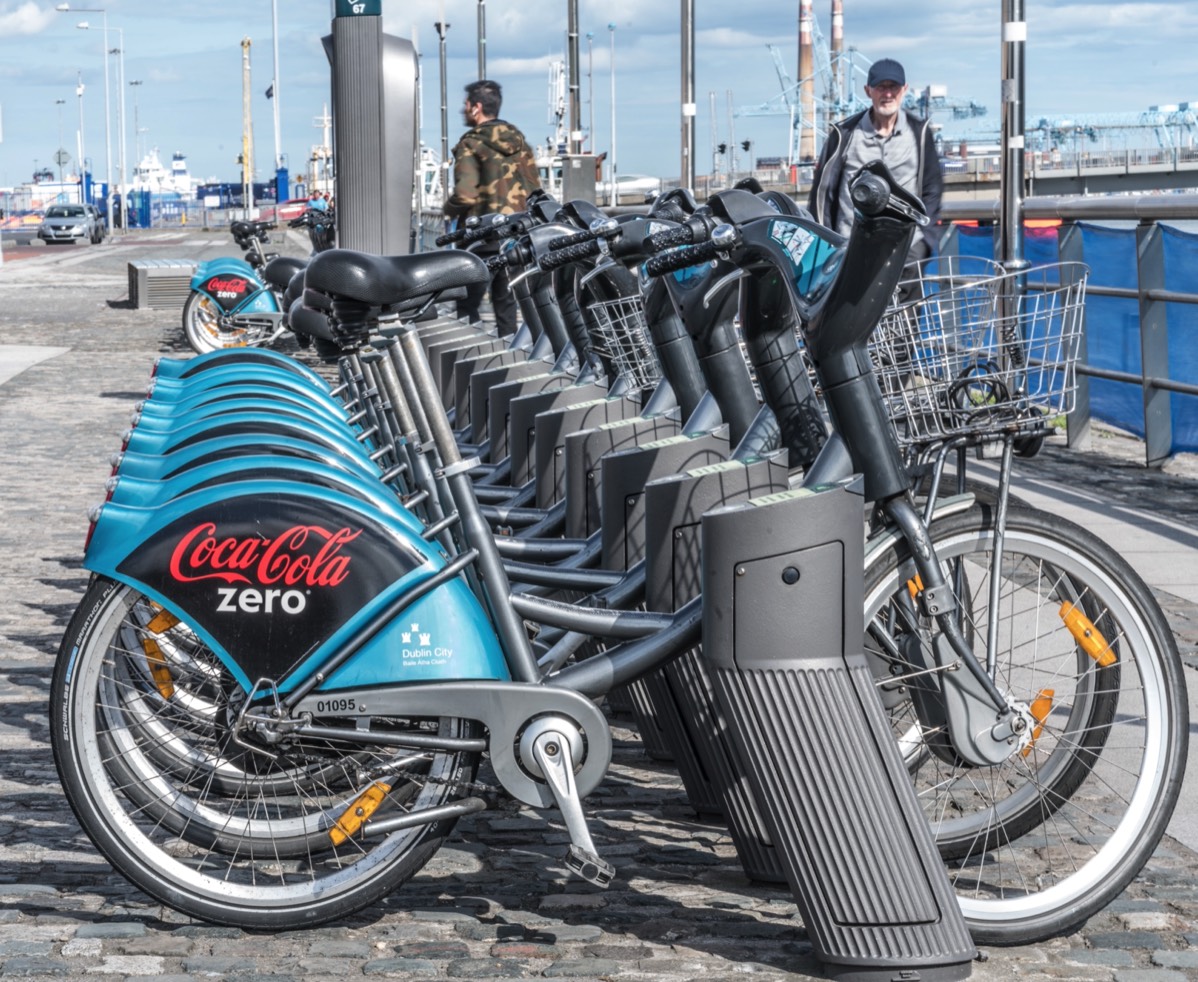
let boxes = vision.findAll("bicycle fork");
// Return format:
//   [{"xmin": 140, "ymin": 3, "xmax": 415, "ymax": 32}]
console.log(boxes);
[{"xmin": 883, "ymin": 492, "xmax": 1032, "ymax": 767}]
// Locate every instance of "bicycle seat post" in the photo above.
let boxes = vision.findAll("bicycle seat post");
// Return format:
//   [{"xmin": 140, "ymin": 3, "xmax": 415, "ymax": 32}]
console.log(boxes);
[{"xmin": 390, "ymin": 321, "xmax": 541, "ymax": 684}]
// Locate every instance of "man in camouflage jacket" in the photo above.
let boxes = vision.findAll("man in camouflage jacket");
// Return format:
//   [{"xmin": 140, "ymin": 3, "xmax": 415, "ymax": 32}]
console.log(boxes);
[{"xmin": 445, "ymin": 80, "xmax": 541, "ymax": 336}]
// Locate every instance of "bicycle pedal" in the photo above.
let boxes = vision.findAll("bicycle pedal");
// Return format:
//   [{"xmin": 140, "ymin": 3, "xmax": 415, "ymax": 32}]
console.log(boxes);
[{"xmin": 564, "ymin": 845, "xmax": 614, "ymax": 887}]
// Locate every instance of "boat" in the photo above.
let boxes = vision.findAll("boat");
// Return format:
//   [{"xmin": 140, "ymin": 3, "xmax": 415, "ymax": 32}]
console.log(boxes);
[{"xmin": 128, "ymin": 149, "xmax": 199, "ymax": 196}]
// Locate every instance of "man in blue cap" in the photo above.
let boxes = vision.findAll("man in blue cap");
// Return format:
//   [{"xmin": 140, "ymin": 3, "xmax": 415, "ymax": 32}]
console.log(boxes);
[{"xmin": 807, "ymin": 57, "xmax": 942, "ymax": 275}]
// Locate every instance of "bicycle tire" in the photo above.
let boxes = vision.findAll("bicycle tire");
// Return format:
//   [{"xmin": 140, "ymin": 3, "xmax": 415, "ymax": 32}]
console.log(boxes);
[
  {"xmin": 52, "ymin": 576, "xmax": 481, "ymax": 929},
  {"xmin": 182, "ymin": 291, "xmax": 251, "ymax": 354},
  {"xmin": 98, "ymin": 605, "xmax": 409, "ymax": 857},
  {"xmin": 863, "ymin": 502, "xmax": 1187, "ymax": 944}
]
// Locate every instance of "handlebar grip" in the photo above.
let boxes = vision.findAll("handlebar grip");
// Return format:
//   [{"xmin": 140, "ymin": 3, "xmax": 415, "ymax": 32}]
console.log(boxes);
[
  {"xmin": 485, "ymin": 253, "xmax": 510, "ymax": 272},
  {"xmin": 645, "ymin": 224, "xmax": 696, "ymax": 253},
  {"xmin": 643, "ymin": 239, "xmax": 723, "ymax": 278},
  {"xmin": 547, "ymin": 229, "xmax": 597, "ymax": 250},
  {"xmin": 538, "ymin": 238, "xmax": 602, "ymax": 271},
  {"xmin": 435, "ymin": 227, "xmax": 468, "ymax": 247},
  {"xmin": 850, "ymin": 172, "xmax": 891, "ymax": 217}
]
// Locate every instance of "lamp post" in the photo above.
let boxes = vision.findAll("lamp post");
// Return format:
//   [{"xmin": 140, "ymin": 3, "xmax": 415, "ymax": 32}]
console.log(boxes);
[
  {"xmin": 680, "ymin": 0, "xmax": 695, "ymax": 192},
  {"xmin": 476, "ymin": 0, "xmax": 485, "ymax": 80},
  {"xmin": 435, "ymin": 19, "xmax": 450, "ymax": 202},
  {"xmin": 608, "ymin": 23, "xmax": 616, "ymax": 207},
  {"xmin": 75, "ymin": 71, "xmax": 87, "ymax": 193},
  {"xmin": 55, "ymin": 99, "xmax": 67, "ymax": 184},
  {"xmin": 586, "ymin": 31, "xmax": 593, "ymax": 151},
  {"xmin": 109, "ymin": 27, "xmax": 126, "ymax": 229},
  {"xmin": 271, "ymin": 0, "xmax": 282, "ymax": 171},
  {"xmin": 129, "ymin": 79, "xmax": 142, "ymax": 171},
  {"xmin": 57, "ymin": 4, "xmax": 112, "ymax": 230}
]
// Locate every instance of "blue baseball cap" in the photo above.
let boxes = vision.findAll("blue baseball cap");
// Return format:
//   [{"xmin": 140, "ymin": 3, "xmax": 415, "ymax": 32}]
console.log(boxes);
[{"xmin": 867, "ymin": 58, "xmax": 906, "ymax": 87}]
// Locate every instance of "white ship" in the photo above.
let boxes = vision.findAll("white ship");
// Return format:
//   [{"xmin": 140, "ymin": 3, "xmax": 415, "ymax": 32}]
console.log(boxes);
[{"xmin": 128, "ymin": 149, "xmax": 198, "ymax": 195}]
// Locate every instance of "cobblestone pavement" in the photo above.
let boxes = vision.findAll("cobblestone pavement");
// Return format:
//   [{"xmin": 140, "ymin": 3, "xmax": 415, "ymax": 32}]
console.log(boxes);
[{"xmin": 0, "ymin": 232, "xmax": 1195, "ymax": 981}]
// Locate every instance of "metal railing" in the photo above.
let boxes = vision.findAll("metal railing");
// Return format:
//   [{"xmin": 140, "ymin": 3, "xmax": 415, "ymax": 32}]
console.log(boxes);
[{"xmin": 939, "ymin": 194, "xmax": 1198, "ymax": 466}]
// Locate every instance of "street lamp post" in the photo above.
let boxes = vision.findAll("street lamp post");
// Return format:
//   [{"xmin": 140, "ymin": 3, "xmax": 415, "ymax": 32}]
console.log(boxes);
[
  {"xmin": 75, "ymin": 71, "xmax": 86, "ymax": 192},
  {"xmin": 586, "ymin": 31, "xmax": 593, "ymax": 151},
  {"xmin": 608, "ymin": 23, "xmax": 616, "ymax": 207},
  {"xmin": 57, "ymin": 5, "xmax": 112, "ymax": 231},
  {"xmin": 55, "ymin": 99, "xmax": 67, "ymax": 184},
  {"xmin": 476, "ymin": 0, "xmax": 485, "ymax": 80},
  {"xmin": 109, "ymin": 27, "xmax": 126, "ymax": 229},
  {"xmin": 129, "ymin": 80, "xmax": 142, "ymax": 171},
  {"xmin": 435, "ymin": 19, "xmax": 450, "ymax": 203}
]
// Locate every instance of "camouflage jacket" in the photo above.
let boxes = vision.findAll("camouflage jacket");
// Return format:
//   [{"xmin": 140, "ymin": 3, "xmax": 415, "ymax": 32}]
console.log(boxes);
[{"xmin": 445, "ymin": 119, "xmax": 541, "ymax": 220}]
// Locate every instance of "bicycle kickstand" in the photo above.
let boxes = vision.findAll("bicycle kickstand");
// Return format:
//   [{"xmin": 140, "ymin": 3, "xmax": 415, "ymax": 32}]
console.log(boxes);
[{"xmin": 528, "ymin": 728, "xmax": 616, "ymax": 887}]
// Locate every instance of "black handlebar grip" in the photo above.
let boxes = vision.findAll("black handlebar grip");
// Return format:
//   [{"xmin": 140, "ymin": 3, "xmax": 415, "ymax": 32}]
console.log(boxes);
[
  {"xmin": 645, "ymin": 223, "xmax": 697, "ymax": 253},
  {"xmin": 850, "ymin": 172, "xmax": 891, "ymax": 217},
  {"xmin": 547, "ymin": 229, "xmax": 598, "ymax": 250},
  {"xmin": 435, "ymin": 227, "xmax": 468, "ymax": 247},
  {"xmin": 485, "ymin": 253, "xmax": 510, "ymax": 272},
  {"xmin": 643, "ymin": 239, "xmax": 723, "ymax": 278},
  {"xmin": 538, "ymin": 238, "xmax": 603, "ymax": 271}
]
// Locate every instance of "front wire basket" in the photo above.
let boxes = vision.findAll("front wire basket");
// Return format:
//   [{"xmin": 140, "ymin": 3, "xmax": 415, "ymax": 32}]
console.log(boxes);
[
  {"xmin": 871, "ymin": 260, "xmax": 1089, "ymax": 448},
  {"xmin": 586, "ymin": 293, "xmax": 663, "ymax": 390}
]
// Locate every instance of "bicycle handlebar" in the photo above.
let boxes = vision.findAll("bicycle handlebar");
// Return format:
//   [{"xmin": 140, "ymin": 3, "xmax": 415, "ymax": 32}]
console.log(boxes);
[
  {"xmin": 643, "ymin": 239, "xmax": 721, "ymax": 277},
  {"xmin": 435, "ymin": 227, "xmax": 468, "ymax": 246},
  {"xmin": 645, "ymin": 223, "xmax": 698, "ymax": 253},
  {"xmin": 546, "ymin": 228, "xmax": 600, "ymax": 250},
  {"xmin": 643, "ymin": 225, "xmax": 736, "ymax": 278},
  {"xmin": 538, "ymin": 238, "xmax": 603, "ymax": 271}
]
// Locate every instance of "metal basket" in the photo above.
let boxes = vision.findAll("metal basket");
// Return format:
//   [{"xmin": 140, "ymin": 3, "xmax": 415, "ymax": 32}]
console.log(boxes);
[
  {"xmin": 871, "ymin": 260, "xmax": 1088, "ymax": 447},
  {"xmin": 586, "ymin": 293, "xmax": 663, "ymax": 389}
]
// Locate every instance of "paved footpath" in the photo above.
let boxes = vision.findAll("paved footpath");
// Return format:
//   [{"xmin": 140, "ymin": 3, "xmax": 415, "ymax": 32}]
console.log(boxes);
[{"xmin": 0, "ymin": 231, "xmax": 1195, "ymax": 981}]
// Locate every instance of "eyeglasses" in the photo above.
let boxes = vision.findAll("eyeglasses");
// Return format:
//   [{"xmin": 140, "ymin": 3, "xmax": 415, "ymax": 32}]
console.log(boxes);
[{"xmin": 870, "ymin": 81, "xmax": 904, "ymax": 93}]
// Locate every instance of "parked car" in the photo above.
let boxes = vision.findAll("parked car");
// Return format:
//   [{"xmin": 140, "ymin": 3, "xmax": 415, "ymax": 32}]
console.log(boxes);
[
  {"xmin": 38, "ymin": 203, "xmax": 106, "ymax": 244},
  {"xmin": 86, "ymin": 204, "xmax": 108, "ymax": 241},
  {"xmin": 274, "ymin": 198, "xmax": 310, "ymax": 222}
]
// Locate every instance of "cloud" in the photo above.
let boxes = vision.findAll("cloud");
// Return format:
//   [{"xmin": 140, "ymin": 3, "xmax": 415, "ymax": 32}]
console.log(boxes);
[{"xmin": 0, "ymin": 1, "xmax": 56, "ymax": 34}]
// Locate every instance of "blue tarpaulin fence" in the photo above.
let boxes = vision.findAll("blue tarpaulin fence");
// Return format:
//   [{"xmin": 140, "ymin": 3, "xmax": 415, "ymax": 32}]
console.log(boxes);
[{"xmin": 953, "ymin": 224, "xmax": 1198, "ymax": 454}]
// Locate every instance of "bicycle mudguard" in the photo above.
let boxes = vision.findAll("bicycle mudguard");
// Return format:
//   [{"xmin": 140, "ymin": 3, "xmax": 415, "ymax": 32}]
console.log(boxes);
[
  {"xmin": 190, "ymin": 258, "xmax": 272, "ymax": 315},
  {"xmin": 106, "ymin": 460, "xmax": 420, "ymax": 534},
  {"xmin": 141, "ymin": 382, "xmax": 348, "ymax": 420},
  {"xmin": 132, "ymin": 396, "xmax": 351, "ymax": 434},
  {"xmin": 153, "ymin": 349, "xmax": 329, "ymax": 388},
  {"xmin": 122, "ymin": 412, "xmax": 376, "ymax": 461},
  {"xmin": 85, "ymin": 483, "xmax": 508, "ymax": 694},
  {"xmin": 111, "ymin": 433, "xmax": 384, "ymax": 485},
  {"xmin": 700, "ymin": 479, "xmax": 975, "ymax": 982}
]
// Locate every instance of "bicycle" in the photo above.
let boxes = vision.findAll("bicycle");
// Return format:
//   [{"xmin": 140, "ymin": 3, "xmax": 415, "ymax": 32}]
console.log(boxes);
[
  {"xmin": 52, "ymin": 166, "xmax": 1186, "ymax": 961},
  {"xmin": 182, "ymin": 220, "xmax": 296, "ymax": 355}
]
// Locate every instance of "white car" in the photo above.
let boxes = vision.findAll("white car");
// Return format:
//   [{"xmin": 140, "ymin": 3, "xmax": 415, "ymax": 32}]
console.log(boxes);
[{"xmin": 595, "ymin": 173, "xmax": 663, "ymax": 202}]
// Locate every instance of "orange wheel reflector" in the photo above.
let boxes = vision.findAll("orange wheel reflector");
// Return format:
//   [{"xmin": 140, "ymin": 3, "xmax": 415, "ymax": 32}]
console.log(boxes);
[
  {"xmin": 139, "ymin": 637, "xmax": 176, "ymax": 699},
  {"xmin": 1059, "ymin": 602, "xmax": 1117, "ymax": 667},
  {"xmin": 1021, "ymin": 687, "xmax": 1055, "ymax": 758},
  {"xmin": 330, "ymin": 782, "xmax": 392, "ymax": 845},
  {"xmin": 146, "ymin": 609, "xmax": 180, "ymax": 634},
  {"xmin": 906, "ymin": 574, "xmax": 925, "ymax": 601}
]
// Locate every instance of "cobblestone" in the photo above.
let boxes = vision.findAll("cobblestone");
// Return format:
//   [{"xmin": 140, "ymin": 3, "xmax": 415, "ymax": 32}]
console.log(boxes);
[{"xmin": 0, "ymin": 232, "xmax": 1195, "ymax": 981}]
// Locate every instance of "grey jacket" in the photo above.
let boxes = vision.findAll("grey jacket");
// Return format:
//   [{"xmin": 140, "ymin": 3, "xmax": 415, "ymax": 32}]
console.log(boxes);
[{"xmin": 806, "ymin": 108, "xmax": 942, "ymax": 235}]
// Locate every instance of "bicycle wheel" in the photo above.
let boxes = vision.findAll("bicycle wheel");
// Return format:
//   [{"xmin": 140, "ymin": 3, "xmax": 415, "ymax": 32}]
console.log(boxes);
[
  {"xmin": 52, "ymin": 576, "xmax": 481, "ymax": 929},
  {"xmin": 864, "ymin": 503, "xmax": 1187, "ymax": 944},
  {"xmin": 182, "ymin": 291, "xmax": 249, "ymax": 353}
]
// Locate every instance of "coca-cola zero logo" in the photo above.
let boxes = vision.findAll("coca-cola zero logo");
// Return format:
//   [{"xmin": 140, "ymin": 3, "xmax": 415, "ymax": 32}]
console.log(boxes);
[
  {"xmin": 170, "ymin": 522, "xmax": 360, "ymax": 589},
  {"xmin": 206, "ymin": 276, "xmax": 250, "ymax": 300}
]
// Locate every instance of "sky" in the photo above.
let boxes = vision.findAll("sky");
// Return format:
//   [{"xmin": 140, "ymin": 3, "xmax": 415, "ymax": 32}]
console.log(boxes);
[{"xmin": 1, "ymin": 0, "xmax": 1196, "ymax": 192}]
